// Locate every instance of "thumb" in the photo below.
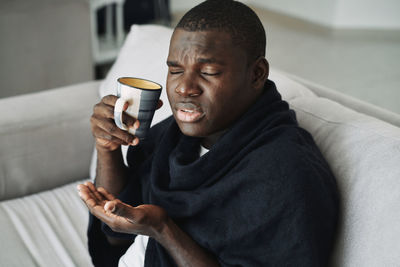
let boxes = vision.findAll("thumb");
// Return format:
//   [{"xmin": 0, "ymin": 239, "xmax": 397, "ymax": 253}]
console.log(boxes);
[
  {"xmin": 104, "ymin": 200, "xmax": 135, "ymax": 220},
  {"xmin": 104, "ymin": 200, "xmax": 118, "ymax": 213}
]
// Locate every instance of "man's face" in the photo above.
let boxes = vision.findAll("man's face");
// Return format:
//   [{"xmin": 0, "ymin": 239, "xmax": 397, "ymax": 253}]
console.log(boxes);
[{"xmin": 166, "ymin": 29, "xmax": 258, "ymax": 139}]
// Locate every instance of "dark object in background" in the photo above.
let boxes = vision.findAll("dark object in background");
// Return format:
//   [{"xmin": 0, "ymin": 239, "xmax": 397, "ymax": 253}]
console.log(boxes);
[
  {"xmin": 94, "ymin": 0, "xmax": 170, "ymax": 79},
  {"xmin": 97, "ymin": 0, "xmax": 171, "ymax": 35},
  {"xmin": 124, "ymin": 0, "xmax": 171, "ymax": 30}
]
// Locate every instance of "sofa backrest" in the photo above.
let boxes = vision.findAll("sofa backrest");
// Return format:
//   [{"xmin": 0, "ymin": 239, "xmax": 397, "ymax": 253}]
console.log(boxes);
[
  {"xmin": 289, "ymin": 74, "xmax": 400, "ymax": 128},
  {"xmin": 0, "ymin": 81, "xmax": 100, "ymax": 200},
  {"xmin": 291, "ymin": 95, "xmax": 400, "ymax": 266}
]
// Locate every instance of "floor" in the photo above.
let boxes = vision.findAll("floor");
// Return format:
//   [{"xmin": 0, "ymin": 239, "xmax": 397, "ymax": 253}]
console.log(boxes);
[{"xmin": 172, "ymin": 8, "xmax": 400, "ymax": 114}]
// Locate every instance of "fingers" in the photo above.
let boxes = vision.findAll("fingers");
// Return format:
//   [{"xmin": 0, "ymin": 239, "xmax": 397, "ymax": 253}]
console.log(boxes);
[
  {"xmin": 97, "ymin": 95, "xmax": 139, "ymax": 127},
  {"xmin": 77, "ymin": 183, "xmax": 127, "ymax": 231},
  {"xmin": 104, "ymin": 200, "xmax": 139, "ymax": 225},
  {"xmin": 156, "ymin": 99, "xmax": 163, "ymax": 110},
  {"xmin": 77, "ymin": 182, "xmax": 118, "ymax": 211},
  {"xmin": 77, "ymin": 185, "xmax": 98, "ymax": 208},
  {"xmin": 91, "ymin": 95, "xmax": 142, "ymax": 150},
  {"xmin": 92, "ymin": 101, "xmax": 139, "ymax": 130},
  {"xmin": 77, "ymin": 182, "xmax": 107, "ymax": 203},
  {"xmin": 77, "ymin": 184, "xmax": 123, "ymax": 226},
  {"xmin": 95, "ymin": 138, "xmax": 128, "ymax": 151},
  {"xmin": 85, "ymin": 182, "xmax": 105, "ymax": 202},
  {"xmin": 91, "ymin": 116, "xmax": 137, "ymax": 145},
  {"xmin": 92, "ymin": 100, "xmax": 114, "ymax": 120},
  {"xmin": 94, "ymin": 199, "xmax": 139, "ymax": 233},
  {"xmin": 77, "ymin": 183, "xmax": 100, "ymax": 208},
  {"xmin": 98, "ymin": 186, "xmax": 116, "ymax": 201},
  {"xmin": 77, "ymin": 185, "xmax": 157, "ymax": 235},
  {"xmin": 101, "ymin": 95, "xmax": 118, "ymax": 106}
]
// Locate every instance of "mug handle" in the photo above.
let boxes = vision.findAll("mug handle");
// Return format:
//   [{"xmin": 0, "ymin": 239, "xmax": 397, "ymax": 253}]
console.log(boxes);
[{"xmin": 114, "ymin": 98, "xmax": 130, "ymax": 131}]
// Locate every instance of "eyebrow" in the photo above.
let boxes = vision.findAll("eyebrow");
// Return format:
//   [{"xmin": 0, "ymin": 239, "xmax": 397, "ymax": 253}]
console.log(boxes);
[
  {"xmin": 197, "ymin": 58, "xmax": 221, "ymax": 64},
  {"xmin": 166, "ymin": 58, "xmax": 224, "ymax": 67}
]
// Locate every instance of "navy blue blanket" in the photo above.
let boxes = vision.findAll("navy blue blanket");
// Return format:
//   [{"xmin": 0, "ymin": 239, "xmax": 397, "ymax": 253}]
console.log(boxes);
[{"xmin": 88, "ymin": 80, "xmax": 338, "ymax": 266}]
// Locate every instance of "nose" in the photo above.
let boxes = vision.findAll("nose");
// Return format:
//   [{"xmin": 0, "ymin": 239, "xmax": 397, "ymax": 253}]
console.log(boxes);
[{"xmin": 175, "ymin": 73, "xmax": 202, "ymax": 97}]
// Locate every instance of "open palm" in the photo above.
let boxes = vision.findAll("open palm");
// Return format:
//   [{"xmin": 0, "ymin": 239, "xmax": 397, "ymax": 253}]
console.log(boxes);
[{"xmin": 77, "ymin": 182, "xmax": 168, "ymax": 238}]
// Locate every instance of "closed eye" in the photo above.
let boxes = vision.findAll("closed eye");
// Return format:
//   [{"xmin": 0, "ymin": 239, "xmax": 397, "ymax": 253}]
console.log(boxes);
[
  {"xmin": 201, "ymin": 72, "xmax": 221, "ymax": 76},
  {"xmin": 169, "ymin": 70, "xmax": 183, "ymax": 75}
]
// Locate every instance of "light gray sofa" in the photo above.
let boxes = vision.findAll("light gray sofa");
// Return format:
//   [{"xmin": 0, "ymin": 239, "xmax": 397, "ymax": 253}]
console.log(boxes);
[{"xmin": 1, "ymin": 25, "xmax": 400, "ymax": 267}]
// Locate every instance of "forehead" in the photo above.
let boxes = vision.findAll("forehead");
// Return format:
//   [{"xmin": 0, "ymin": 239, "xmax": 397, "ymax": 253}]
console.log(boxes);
[{"xmin": 168, "ymin": 29, "xmax": 242, "ymax": 59}]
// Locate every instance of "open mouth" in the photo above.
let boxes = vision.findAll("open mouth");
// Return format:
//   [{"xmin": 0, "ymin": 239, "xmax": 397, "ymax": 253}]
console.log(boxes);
[{"xmin": 175, "ymin": 103, "xmax": 205, "ymax": 123}]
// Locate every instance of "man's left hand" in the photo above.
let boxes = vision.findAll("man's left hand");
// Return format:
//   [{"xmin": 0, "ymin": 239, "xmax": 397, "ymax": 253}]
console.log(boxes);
[{"xmin": 77, "ymin": 182, "xmax": 168, "ymax": 238}]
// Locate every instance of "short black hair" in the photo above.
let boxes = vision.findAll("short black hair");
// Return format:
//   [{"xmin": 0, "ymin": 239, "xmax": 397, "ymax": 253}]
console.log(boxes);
[{"xmin": 176, "ymin": 0, "xmax": 266, "ymax": 63}]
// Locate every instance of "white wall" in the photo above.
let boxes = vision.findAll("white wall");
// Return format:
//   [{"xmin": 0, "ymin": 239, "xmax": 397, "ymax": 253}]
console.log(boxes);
[
  {"xmin": 170, "ymin": 0, "xmax": 335, "ymax": 27},
  {"xmin": 170, "ymin": 0, "xmax": 400, "ymax": 29},
  {"xmin": 334, "ymin": 0, "xmax": 400, "ymax": 29},
  {"xmin": 170, "ymin": 0, "xmax": 204, "ymax": 13},
  {"xmin": 0, "ymin": 0, "xmax": 93, "ymax": 98},
  {"xmin": 248, "ymin": 0, "xmax": 400, "ymax": 29},
  {"xmin": 248, "ymin": 0, "xmax": 337, "ymax": 28}
]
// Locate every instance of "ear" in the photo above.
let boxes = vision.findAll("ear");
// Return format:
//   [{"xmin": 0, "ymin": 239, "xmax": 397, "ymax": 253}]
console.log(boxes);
[{"xmin": 251, "ymin": 57, "xmax": 269, "ymax": 90}]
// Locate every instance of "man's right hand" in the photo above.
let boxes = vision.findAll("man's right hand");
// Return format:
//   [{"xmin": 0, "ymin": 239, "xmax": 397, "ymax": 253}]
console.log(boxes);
[
  {"xmin": 90, "ymin": 94, "xmax": 162, "ymax": 196},
  {"xmin": 90, "ymin": 95, "xmax": 139, "ymax": 152}
]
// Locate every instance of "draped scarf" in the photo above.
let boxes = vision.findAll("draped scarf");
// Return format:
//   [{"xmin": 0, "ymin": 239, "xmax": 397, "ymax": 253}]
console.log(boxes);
[
  {"xmin": 90, "ymin": 80, "xmax": 338, "ymax": 267},
  {"xmin": 138, "ymin": 80, "xmax": 337, "ymax": 266}
]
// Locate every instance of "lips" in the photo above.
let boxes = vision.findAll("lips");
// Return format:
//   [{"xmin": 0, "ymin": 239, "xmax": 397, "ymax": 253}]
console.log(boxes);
[{"xmin": 175, "ymin": 102, "xmax": 205, "ymax": 123}]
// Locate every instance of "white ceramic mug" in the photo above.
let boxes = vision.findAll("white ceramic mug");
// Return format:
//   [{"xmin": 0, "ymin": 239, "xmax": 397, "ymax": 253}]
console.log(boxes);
[{"xmin": 114, "ymin": 77, "xmax": 162, "ymax": 140}]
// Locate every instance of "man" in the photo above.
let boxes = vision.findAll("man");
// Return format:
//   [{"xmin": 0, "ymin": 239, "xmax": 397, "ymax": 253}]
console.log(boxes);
[{"xmin": 78, "ymin": 0, "xmax": 338, "ymax": 266}]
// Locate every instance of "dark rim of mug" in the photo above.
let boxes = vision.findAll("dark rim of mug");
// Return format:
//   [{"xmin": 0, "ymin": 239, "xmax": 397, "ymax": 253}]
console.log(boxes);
[{"xmin": 118, "ymin": 77, "xmax": 162, "ymax": 91}]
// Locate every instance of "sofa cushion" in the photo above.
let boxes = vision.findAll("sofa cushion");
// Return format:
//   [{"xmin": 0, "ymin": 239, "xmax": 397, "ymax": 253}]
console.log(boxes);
[
  {"xmin": 0, "ymin": 180, "xmax": 92, "ymax": 266},
  {"xmin": 290, "ymin": 97, "xmax": 400, "ymax": 266}
]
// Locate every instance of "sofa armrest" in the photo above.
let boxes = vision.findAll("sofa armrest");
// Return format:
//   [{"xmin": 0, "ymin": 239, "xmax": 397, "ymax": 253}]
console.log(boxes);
[{"xmin": 0, "ymin": 81, "xmax": 101, "ymax": 200}]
